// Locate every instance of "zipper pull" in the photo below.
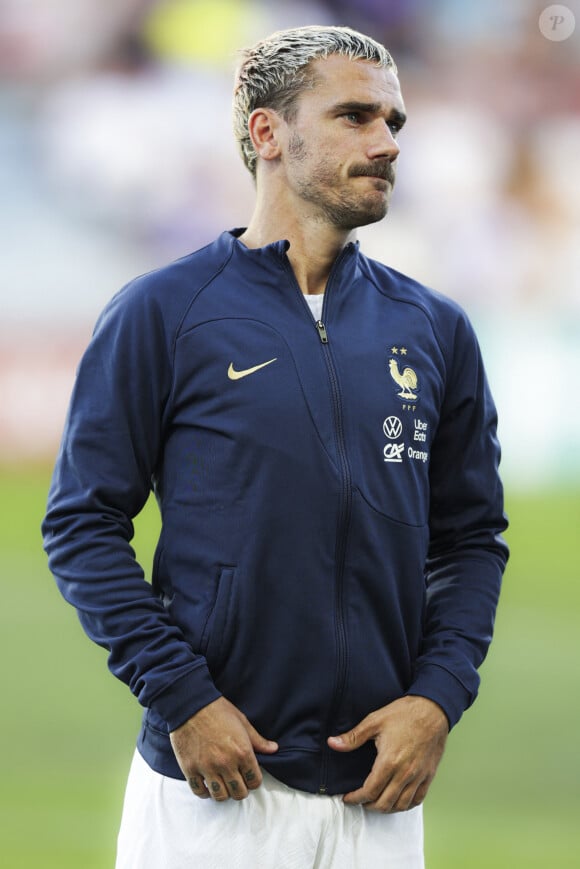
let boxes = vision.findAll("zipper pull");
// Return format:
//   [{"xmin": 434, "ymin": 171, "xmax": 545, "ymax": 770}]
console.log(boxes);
[{"xmin": 316, "ymin": 320, "xmax": 328, "ymax": 344}]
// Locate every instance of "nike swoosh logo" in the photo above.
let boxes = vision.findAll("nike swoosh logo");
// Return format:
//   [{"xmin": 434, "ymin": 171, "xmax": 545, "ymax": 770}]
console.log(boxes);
[{"xmin": 227, "ymin": 358, "xmax": 278, "ymax": 380}]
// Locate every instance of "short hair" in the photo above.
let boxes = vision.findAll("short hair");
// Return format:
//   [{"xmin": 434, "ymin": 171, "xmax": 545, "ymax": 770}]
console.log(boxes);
[{"xmin": 233, "ymin": 25, "xmax": 397, "ymax": 177}]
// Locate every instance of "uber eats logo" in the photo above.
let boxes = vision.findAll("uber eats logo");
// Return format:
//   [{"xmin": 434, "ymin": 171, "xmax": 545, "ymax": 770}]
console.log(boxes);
[{"xmin": 382, "ymin": 416, "xmax": 430, "ymax": 465}]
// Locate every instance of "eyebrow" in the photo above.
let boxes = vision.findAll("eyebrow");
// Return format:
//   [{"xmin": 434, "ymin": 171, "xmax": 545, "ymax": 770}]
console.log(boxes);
[{"xmin": 332, "ymin": 101, "xmax": 407, "ymax": 126}]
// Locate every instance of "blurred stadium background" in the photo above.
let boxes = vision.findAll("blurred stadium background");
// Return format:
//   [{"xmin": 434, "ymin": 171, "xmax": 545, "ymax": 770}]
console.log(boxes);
[{"xmin": 1, "ymin": 1, "xmax": 578, "ymax": 866}]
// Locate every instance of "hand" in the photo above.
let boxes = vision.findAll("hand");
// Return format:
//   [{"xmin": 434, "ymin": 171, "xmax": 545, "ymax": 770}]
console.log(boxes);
[
  {"xmin": 327, "ymin": 695, "xmax": 449, "ymax": 813},
  {"xmin": 169, "ymin": 696, "xmax": 278, "ymax": 802}
]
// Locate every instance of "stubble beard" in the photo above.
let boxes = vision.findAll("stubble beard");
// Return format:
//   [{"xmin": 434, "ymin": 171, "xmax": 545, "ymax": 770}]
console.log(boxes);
[{"xmin": 287, "ymin": 132, "xmax": 394, "ymax": 230}]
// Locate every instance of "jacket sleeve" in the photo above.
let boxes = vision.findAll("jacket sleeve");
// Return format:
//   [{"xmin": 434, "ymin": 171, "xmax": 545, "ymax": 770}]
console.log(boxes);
[
  {"xmin": 41, "ymin": 282, "xmax": 221, "ymax": 731},
  {"xmin": 406, "ymin": 310, "xmax": 509, "ymax": 728}
]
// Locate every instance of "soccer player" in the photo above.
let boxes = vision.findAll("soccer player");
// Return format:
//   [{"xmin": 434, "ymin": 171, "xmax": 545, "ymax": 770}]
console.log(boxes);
[{"xmin": 43, "ymin": 25, "xmax": 508, "ymax": 868}]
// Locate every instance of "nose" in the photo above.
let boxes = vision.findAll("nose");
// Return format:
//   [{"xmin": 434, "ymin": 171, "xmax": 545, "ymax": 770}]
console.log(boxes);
[{"xmin": 367, "ymin": 120, "xmax": 400, "ymax": 162}]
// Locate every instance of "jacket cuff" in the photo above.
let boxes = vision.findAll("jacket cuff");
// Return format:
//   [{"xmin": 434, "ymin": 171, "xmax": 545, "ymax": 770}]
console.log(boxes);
[
  {"xmin": 406, "ymin": 663, "xmax": 474, "ymax": 729},
  {"xmin": 149, "ymin": 661, "xmax": 222, "ymax": 732}
]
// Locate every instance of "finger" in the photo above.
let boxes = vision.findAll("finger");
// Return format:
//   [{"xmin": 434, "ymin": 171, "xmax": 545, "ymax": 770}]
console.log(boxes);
[
  {"xmin": 327, "ymin": 729, "xmax": 364, "ymax": 752},
  {"xmin": 395, "ymin": 782, "xmax": 420, "ymax": 812},
  {"xmin": 206, "ymin": 776, "xmax": 229, "ymax": 802},
  {"xmin": 365, "ymin": 773, "xmax": 430, "ymax": 814},
  {"xmin": 343, "ymin": 766, "xmax": 395, "ymax": 806},
  {"xmin": 409, "ymin": 778, "xmax": 430, "ymax": 808},
  {"xmin": 224, "ymin": 775, "xmax": 249, "ymax": 801},
  {"xmin": 200, "ymin": 766, "xmax": 251, "ymax": 801},
  {"xmin": 187, "ymin": 774, "xmax": 211, "ymax": 799},
  {"xmin": 328, "ymin": 713, "xmax": 376, "ymax": 753},
  {"xmin": 241, "ymin": 763, "xmax": 263, "ymax": 791},
  {"xmin": 372, "ymin": 781, "xmax": 419, "ymax": 814},
  {"xmin": 244, "ymin": 719, "xmax": 279, "ymax": 755},
  {"xmin": 361, "ymin": 782, "xmax": 404, "ymax": 814},
  {"xmin": 204, "ymin": 747, "xmax": 263, "ymax": 799},
  {"xmin": 342, "ymin": 788, "xmax": 372, "ymax": 806},
  {"xmin": 391, "ymin": 772, "xmax": 433, "ymax": 812}
]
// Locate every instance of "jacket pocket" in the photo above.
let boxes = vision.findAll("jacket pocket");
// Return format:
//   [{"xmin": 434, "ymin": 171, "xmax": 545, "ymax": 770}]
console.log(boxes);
[
  {"xmin": 199, "ymin": 565, "xmax": 236, "ymax": 668},
  {"xmin": 152, "ymin": 543, "xmax": 174, "ymax": 608}
]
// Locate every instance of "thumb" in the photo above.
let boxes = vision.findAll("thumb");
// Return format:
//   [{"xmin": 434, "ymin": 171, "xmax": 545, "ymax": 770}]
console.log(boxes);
[
  {"xmin": 327, "ymin": 720, "xmax": 370, "ymax": 753},
  {"xmin": 246, "ymin": 721, "xmax": 279, "ymax": 754}
]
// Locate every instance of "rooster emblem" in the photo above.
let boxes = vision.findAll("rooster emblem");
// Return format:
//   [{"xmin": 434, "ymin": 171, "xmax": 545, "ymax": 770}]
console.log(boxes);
[{"xmin": 389, "ymin": 358, "xmax": 418, "ymax": 400}]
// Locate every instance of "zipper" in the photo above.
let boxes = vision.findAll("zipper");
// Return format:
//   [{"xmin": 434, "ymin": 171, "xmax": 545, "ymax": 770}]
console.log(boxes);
[
  {"xmin": 281, "ymin": 247, "xmax": 354, "ymax": 795},
  {"xmin": 316, "ymin": 316, "xmax": 352, "ymax": 795},
  {"xmin": 315, "ymin": 320, "xmax": 328, "ymax": 343}
]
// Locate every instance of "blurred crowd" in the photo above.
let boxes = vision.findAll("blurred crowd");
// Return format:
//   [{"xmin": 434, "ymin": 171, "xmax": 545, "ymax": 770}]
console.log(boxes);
[{"xmin": 1, "ymin": 0, "xmax": 579, "ymax": 480}]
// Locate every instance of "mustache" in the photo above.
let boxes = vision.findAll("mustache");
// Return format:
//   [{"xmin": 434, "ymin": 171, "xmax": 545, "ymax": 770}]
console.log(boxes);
[{"xmin": 350, "ymin": 162, "xmax": 396, "ymax": 185}]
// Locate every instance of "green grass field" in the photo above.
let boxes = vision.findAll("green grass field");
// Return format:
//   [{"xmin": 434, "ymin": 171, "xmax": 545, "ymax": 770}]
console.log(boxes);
[{"xmin": 1, "ymin": 464, "xmax": 578, "ymax": 867}]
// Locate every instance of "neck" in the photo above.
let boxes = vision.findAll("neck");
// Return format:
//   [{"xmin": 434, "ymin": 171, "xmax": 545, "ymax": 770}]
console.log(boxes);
[{"xmin": 239, "ymin": 197, "xmax": 357, "ymax": 296}]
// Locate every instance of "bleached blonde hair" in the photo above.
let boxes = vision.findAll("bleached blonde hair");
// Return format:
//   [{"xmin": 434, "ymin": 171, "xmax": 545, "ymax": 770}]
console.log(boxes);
[{"xmin": 233, "ymin": 25, "xmax": 397, "ymax": 177}]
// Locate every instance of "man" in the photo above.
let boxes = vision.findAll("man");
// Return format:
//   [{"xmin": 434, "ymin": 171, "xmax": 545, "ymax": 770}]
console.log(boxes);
[{"xmin": 43, "ymin": 25, "xmax": 508, "ymax": 869}]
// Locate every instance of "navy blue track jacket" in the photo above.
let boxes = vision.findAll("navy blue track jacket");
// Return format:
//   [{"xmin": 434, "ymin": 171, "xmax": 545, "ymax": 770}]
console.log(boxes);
[{"xmin": 42, "ymin": 229, "xmax": 509, "ymax": 796}]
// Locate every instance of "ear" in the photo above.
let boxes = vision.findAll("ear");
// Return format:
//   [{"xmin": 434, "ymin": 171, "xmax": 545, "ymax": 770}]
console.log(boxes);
[{"xmin": 247, "ymin": 108, "xmax": 282, "ymax": 164}]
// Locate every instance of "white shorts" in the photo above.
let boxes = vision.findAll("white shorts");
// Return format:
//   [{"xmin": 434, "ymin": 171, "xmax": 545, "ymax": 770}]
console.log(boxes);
[{"xmin": 116, "ymin": 749, "xmax": 424, "ymax": 869}]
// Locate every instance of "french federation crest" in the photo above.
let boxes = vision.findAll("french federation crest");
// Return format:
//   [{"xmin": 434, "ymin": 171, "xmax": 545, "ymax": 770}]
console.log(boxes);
[{"xmin": 388, "ymin": 348, "xmax": 419, "ymax": 400}]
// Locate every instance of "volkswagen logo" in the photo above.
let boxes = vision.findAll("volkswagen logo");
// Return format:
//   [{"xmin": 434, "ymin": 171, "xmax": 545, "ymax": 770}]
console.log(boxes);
[{"xmin": 383, "ymin": 416, "xmax": 403, "ymax": 439}]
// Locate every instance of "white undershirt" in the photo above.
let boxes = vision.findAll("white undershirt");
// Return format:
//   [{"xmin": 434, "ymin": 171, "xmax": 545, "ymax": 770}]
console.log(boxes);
[{"xmin": 304, "ymin": 293, "xmax": 324, "ymax": 321}]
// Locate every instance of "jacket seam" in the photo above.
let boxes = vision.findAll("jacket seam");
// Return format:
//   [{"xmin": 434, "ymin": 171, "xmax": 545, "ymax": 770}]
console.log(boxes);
[
  {"xmin": 166, "ymin": 242, "xmax": 236, "ymax": 411},
  {"xmin": 354, "ymin": 485, "xmax": 429, "ymax": 529},
  {"xmin": 414, "ymin": 660, "xmax": 473, "ymax": 697},
  {"xmin": 358, "ymin": 256, "xmax": 451, "ymax": 372},
  {"xmin": 145, "ymin": 659, "xmax": 211, "ymax": 709}
]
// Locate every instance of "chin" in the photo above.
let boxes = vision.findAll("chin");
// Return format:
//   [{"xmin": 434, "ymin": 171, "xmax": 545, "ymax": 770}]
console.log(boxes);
[
  {"xmin": 355, "ymin": 202, "xmax": 390, "ymax": 227},
  {"xmin": 337, "ymin": 211, "xmax": 387, "ymax": 231},
  {"xmin": 323, "ymin": 193, "xmax": 389, "ymax": 230}
]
